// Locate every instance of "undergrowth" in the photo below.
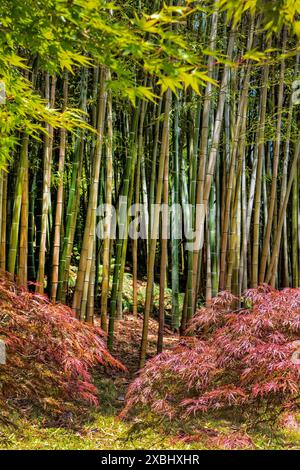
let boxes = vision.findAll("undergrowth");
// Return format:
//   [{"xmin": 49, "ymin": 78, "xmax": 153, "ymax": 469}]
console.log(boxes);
[
  {"xmin": 0, "ymin": 271, "xmax": 123, "ymax": 425},
  {"xmin": 123, "ymin": 286, "xmax": 300, "ymax": 446}
]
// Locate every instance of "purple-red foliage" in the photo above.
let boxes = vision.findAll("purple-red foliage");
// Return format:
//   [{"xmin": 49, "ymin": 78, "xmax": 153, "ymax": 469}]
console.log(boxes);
[
  {"xmin": 172, "ymin": 429, "xmax": 254, "ymax": 450},
  {"xmin": 123, "ymin": 286, "xmax": 300, "ymax": 425},
  {"xmin": 0, "ymin": 271, "xmax": 124, "ymax": 417}
]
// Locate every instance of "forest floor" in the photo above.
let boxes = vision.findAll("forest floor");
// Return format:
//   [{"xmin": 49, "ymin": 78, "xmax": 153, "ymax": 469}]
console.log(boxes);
[{"xmin": 1, "ymin": 312, "xmax": 300, "ymax": 450}]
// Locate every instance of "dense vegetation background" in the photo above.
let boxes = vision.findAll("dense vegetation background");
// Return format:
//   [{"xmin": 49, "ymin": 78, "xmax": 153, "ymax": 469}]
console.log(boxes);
[{"xmin": 1, "ymin": 0, "xmax": 300, "ymax": 450}]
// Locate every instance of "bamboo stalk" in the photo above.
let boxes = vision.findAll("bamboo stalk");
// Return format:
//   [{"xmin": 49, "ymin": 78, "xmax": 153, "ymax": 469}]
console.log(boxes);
[
  {"xmin": 140, "ymin": 87, "xmax": 172, "ymax": 368},
  {"xmin": 51, "ymin": 72, "xmax": 68, "ymax": 302}
]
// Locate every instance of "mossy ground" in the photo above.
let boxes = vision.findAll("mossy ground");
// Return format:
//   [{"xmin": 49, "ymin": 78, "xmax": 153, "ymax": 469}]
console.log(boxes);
[
  {"xmin": 1, "ymin": 375, "xmax": 300, "ymax": 450},
  {"xmin": 0, "ymin": 414, "xmax": 200, "ymax": 451}
]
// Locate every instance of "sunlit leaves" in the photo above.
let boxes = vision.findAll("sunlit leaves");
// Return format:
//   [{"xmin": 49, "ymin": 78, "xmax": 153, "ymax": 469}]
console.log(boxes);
[
  {"xmin": 218, "ymin": 0, "xmax": 300, "ymax": 39},
  {"xmin": 134, "ymin": 14, "xmax": 161, "ymax": 34},
  {"xmin": 127, "ymin": 86, "xmax": 158, "ymax": 106},
  {"xmin": 1, "ymin": 0, "xmax": 269, "ymax": 170},
  {"xmin": 0, "ymin": 63, "xmax": 93, "ymax": 167},
  {"xmin": 158, "ymin": 75, "xmax": 183, "ymax": 94},
  {"xmin": 157, "ymin": 66, "xmax": 217, "ymax": 95},
  {"xmin": 2, "ymin": 54, "xmax": 29, "ymax": 69},
  {"xmin": 243, "ymin": 47, "xmax": 279, "ymax": 62},
  {"xmin": 57, "ymin": 51, "xmax": 93, "ymax": 73}
]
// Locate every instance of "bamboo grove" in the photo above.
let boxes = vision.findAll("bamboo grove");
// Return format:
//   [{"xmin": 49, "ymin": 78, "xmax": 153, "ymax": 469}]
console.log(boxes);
[{"xmin": 1, "ymin": 0, "xmax": 300, "ymax": 366}]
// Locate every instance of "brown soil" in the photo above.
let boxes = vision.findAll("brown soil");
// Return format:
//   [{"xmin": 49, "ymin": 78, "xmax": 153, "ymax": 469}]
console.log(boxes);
[
  {"xmin": 97, "ymin": 314, "xmax": 179, "ymax": 405},
  {"xmin": 111, "ymin": 314, "xmax": 178, "ymax": 375}
]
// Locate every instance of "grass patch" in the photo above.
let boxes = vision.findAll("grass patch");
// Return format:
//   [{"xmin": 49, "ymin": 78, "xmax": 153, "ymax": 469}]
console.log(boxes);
[
  {"xmin": 1, "ymin": 412, "xmax": 300, "ymax": 450},
  {"xmin": 1, "ymin": 378, "xmax": 300, "ymax": 450}
]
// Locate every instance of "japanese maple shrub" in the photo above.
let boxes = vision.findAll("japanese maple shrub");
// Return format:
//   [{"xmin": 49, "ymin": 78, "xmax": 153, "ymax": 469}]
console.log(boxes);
[
  {"xmin": 123, "ymin": 286, "xmax": 300, "ymax": 426},
  {"xmin": 0, "ymin": 271, "xmax": 123, "ymax": 420}
]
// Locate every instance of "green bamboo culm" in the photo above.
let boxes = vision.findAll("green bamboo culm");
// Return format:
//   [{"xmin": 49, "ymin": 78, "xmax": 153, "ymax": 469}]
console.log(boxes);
[{"xmin": 8, "ymin": 134, "xmax": 29, "ymax": 276}]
